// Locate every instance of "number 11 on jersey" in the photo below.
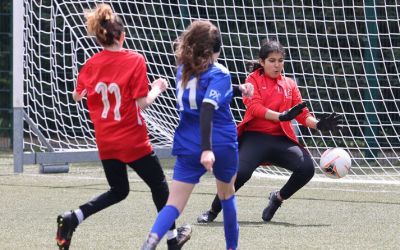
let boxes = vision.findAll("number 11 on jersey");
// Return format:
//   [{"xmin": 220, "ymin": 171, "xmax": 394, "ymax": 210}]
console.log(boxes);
[{"xmin": 95, "ymin": 82, "xmax": 122, "ymax": 121}]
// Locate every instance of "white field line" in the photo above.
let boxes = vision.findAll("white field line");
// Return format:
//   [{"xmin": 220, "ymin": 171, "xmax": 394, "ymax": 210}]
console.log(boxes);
[{"xmin": 8, "ymin": 170, "xmax": 400, "ymax": 195}]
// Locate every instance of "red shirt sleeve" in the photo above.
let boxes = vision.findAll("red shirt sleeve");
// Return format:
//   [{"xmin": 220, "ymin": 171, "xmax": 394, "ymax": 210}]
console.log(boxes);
[
  {"xmin": 242, "ymin": 74, "xmax": 269, "ymax": 119},
  {"xmin": 130, "ymin": 54, "xmax": 148, "ymax": 99},
  {"xmin": 75, "ymin": 63, "xmax": 90, "ymax": 94}
]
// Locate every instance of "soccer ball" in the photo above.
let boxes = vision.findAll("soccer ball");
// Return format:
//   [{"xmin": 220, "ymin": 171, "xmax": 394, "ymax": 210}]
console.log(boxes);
[{"xmin": 319, "ymin": 148, "xmax": 351, "ymax": 179}]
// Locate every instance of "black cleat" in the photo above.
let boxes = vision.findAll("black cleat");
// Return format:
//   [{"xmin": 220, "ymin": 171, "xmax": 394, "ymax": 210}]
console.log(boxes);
[
  {"xmin": 167, "ymin": 224, "xmax": 192, "ymax": 250},
  {"xmin": 56, "ymin": 211, "xmax": 78, "ymax": 250},
  {"xmin": 197, "ymin": 210, "xmax": 218, "ymax": 223},
  {"xmin": 262, "ymin": 191, "xmax": 283, "ymax": 222}
]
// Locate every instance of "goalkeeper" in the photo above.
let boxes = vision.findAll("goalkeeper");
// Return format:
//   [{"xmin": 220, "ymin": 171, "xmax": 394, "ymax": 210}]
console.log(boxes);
[
  {"xmin": 55, "ymin": 4, "xmax": 191, "ymax": 250},
  {"xmin": 197, "ymin": 39, "xmax": 342, "ymax": 223}
]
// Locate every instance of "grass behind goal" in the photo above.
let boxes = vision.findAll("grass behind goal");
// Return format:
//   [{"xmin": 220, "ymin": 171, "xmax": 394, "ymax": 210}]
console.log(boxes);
[{"xmin": 1, "ymin": 159, "xmax": 399, "ymax": 250}]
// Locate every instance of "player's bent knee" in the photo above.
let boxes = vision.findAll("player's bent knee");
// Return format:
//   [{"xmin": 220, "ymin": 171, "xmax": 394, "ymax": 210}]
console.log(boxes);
[
  {"xmin": 303, "ymin": 162, "xmax": 315, "ymax": 180},
  {"xmin": 217, "ymin": 187, "xmax": 235, "ymax": 200},
  {"xmin": 111, "ymin": 187, "xmax": 129, "ymax": 201}
]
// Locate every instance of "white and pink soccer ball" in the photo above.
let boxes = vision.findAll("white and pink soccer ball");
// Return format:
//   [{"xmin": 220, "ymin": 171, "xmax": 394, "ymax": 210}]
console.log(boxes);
[{"xmin": 319, "ymin": 148, "xmax": 352, "ymax": 179}]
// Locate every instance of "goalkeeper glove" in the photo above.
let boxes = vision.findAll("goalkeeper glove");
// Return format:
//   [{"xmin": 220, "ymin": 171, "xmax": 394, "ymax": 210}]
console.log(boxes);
[
  {"xmin": 316, "ymin": 112, "xmax": 343, "ymax": 131},
  {"xmin": 278, "ymin": 102, "xmax": 307, "ymax": 121}
]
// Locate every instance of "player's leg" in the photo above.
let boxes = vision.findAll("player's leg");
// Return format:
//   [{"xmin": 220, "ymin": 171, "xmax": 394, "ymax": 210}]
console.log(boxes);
[
  {"xmin": 198, "ymin": 132, "xmax": 267, "ymax": 223},
  {"xmin": 213, "ymin": 146, "xmax": 240, "ymax": 250},
  {"xmin": 79, "ymin": 159, "xmax": 131, "ymax": 216},
  {"xmin": 141, "ymin": 155, "xmax": 203, "ymax": 250},
  {"xmin": 129, "ymin": 153, "xmax": 170, "ymax": 215},
  {"xmin": 141, "ymin": 180, "xmax": 195, "ymax": 250},
  {"xmin": 262, "ymin": 136, "xmax": 314, "ymax": 221},
  {"xmin": 56, "ymin": 159, "xmax": 129, "ymax": 249},
  {"xmin": 272, "ymin": 142, "xmax": 314, "ymax": 199},
  {"xmin": 129, "ymin": 152, "xmax": 192, "ymax": 249},
  {"xmin": 216, "ymin": 176, "xmax": 239, "ymax": 250}
]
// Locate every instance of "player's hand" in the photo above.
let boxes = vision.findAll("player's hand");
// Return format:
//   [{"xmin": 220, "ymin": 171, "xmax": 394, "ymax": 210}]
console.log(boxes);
[
  {"xmin": 201, "ymin": 150, "xmax": 215, "ymax": 172},
  {"xmin": 278, "ymin": 102, "xmax": 307, "ymax": 121},
  {"xmin": 72, "ymin": 89, "xmax": 87, "ymax": 102},
  {"xmin": 239, "ymin": 83, "xmax": 254, "ymax": 97},
  {"xmin": 151, "ymin": 78, "xmax": 169, "ymax": 93},
  {"xmin": 316, "ymin": 112, "xmax": 343, "ymax": 131}
]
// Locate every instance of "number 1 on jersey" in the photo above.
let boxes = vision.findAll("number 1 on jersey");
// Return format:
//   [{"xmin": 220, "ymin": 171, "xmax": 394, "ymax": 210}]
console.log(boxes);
[{"xmin": 177, "ymin": 78, "xmax": 197, "ymax": 110}]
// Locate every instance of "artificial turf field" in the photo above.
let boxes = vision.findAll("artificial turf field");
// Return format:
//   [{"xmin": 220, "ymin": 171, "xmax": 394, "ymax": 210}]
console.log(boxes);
[{"xmin": 1, "ymin": 158, "xmax": 399, "ymax": 250}]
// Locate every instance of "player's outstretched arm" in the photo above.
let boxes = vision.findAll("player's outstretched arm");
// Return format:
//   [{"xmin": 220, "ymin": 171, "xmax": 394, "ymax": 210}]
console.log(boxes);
[{"xmin": 137, "ymin": 78, "xmax": 168, "ymax": 110}]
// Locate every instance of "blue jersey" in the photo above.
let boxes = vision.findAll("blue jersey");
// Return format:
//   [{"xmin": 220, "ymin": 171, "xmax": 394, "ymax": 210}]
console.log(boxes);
[{"xmin": 172, "ymin": 62, "xmax": 238, "ymax": 156}]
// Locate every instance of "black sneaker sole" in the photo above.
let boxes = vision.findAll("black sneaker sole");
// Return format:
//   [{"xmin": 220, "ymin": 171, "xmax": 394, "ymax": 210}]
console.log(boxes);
[{"xmin": 56, "ymin": 215, "xmax": 71, "ymax": 250}]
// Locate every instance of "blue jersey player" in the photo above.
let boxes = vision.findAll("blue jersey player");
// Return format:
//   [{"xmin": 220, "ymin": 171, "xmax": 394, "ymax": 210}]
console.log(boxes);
[{"xmin": 141, "ymin": 20, "xmax": 240, "ymax": 250}]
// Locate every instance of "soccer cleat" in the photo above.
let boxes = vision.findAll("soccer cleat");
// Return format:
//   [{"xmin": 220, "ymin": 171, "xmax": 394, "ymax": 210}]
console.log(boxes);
[
  {"xmin": 262, "ymin": 191, "xmax": 283, "ymax": 222},
  {"xmin": 178, "ymin": 224, "xmax": 193, "ymax": 248},
  {"xmin": 56, "ymin": 211, "xmax": 79, "ymax": 250},
  {"xmin": 141, "ymin": 233, "xmax": 160, "ymax": 250},
  {"xmin": 167, "ymin": 224, "xmax": 192, "ymax": 250},
  {"xmin": 197, "ymin": 210, "xmax": 218, "ymax": 223}
]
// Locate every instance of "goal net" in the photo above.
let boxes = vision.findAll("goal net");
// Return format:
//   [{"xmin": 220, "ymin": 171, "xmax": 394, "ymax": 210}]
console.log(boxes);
[{"xmin": 19, "ymin": 0, "xmax": 400, "ymax": 182}]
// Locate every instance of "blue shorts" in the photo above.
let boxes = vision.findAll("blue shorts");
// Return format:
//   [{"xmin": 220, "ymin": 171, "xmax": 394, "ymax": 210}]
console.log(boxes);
[{"xmin": 173, "ymin": 145, "xmax": 238, "ymax": 184}]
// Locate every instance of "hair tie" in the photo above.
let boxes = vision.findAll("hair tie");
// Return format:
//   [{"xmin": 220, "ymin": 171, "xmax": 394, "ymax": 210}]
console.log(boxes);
[{"xmin": 100, "ymin": 19, "xmax": 108, "ymax": 28}]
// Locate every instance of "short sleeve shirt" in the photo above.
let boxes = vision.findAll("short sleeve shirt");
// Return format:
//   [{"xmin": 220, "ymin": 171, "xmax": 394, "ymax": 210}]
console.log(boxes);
[{"xmin": 76, "ymin": 49, "xmax": 152, "ymax": 162}]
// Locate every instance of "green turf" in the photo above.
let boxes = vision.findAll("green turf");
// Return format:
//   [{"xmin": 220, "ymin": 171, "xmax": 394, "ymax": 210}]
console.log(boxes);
[{"xmin": 0, "ymin": 160, "xmax": 399, "ymax": 249}]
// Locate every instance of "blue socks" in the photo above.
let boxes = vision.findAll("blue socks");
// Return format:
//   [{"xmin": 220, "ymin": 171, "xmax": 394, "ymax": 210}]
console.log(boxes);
[
  {"xmin": 150, "ymin": 205, "xmax": 180, "ymax": 239},
  {"xmin": 150, "ymin": 198, "xmax": 238, "ymax": 249},
  {"xmin": 221, "ymin": 195, "xmax": 239, "ymax": 250}
]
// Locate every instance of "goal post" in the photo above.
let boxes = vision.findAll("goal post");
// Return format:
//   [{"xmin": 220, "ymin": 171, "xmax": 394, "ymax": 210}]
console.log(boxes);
[
  {"xmin": 16, "ymin": 0, "xmax": 400, "ymax": 183},
  {"xmin": 13, "ymin": 0, "xmax": 24, "ymax": 173}
]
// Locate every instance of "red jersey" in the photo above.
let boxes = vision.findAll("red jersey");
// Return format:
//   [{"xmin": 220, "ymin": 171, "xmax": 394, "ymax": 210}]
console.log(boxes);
[
  {"xmin": 243, "ymin": 73, "xmax": 285, "ymax": 136},
  {"xmin": 237, "ymin": 68, "xmax": 313, "ymax": 145},
  {"xmin": 75, "ymin": 49, "xmax": 152, "ymax": 163}
]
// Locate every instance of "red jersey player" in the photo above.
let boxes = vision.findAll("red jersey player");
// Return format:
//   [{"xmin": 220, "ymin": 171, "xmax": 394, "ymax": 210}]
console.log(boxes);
[
  {"xmin": 198, "ymin": 39, "xmax": 342, "ymax": 224},
  {"xmin": 55, "ymin": 4, "xmax": 191, "ymax": 250},
  {"xmin": 74, "ymin": 45, "xmax": 155, "ymax": 163}
]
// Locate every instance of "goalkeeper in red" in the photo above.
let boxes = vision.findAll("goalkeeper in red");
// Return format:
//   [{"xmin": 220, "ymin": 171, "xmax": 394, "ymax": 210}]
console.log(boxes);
[
  {"xmin": 197, "ymin": 39, "xmax": 342, "ymax": 223},
  {"xmin": 55, "ymin": 4, "xmax": 191, "ymax": 250}
]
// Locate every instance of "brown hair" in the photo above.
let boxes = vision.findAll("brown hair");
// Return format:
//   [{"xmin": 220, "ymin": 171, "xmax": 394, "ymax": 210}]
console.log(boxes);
[
  {"xmin": 175, "ymin": 20, "xmax": 221, "ymax": 87},
  {"xmin": 85, "ymin": 4, "xmax": 124, "ymax": 46}
]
